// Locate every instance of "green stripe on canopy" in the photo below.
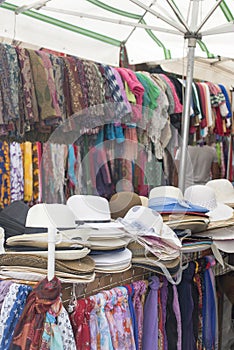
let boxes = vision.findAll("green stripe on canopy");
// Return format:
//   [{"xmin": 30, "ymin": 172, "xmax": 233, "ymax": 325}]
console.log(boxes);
[
  {"xmin": 1, "ymin": 2, "xmax": 121, "ymax": 46},
  {"xmin": 87, "ymin": 0, "xmax": 171, "ymax": 59},
  {"xmin": 197, "ymin": 40, "xmax": 215, "ymax": 58},
  {"xmin": 219, "ymin": 0, "xmax": 234, "ymax": 21}
]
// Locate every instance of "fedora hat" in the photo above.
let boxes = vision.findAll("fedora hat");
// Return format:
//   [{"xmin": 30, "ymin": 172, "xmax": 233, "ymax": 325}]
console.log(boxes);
[
  {"xmin": 149, "ymin": 186, "xmax": 184, "ymax": 200},
  {"xmin": 26, "ymin": 203, "xmax": 77, "ymax": 229},
  {"xmin": 109, "ymin": 192, "xmax": 142, "ymax": 219},
  {"xmin": 149, "ymin": 186, "xmax": 209, "ymax": 214},
  {"xmin": 67, "ymin": 195, "xmax": 111, "ymax": 222},
  {"xmin": 67, "ymin": 195, "xmax": 125, "ymax": 233},
  {"xmin": 206, "ymin": 179, "xmax": 234, "ymax": 207},
  {"xmin": 184, "ymin": 185, "xmax": 233, "ymax": 222}
]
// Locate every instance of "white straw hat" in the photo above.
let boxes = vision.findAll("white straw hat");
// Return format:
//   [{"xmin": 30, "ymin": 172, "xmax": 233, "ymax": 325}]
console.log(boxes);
[
  {"xmin": 67, "ymin": 195, "xmax": 111, "ymax": 222},
  {"xmin": 184, "ymin": 185, "xmax": 233, "ymax": 222},
  {"xmin": 149, "ymin": 186, "xmax": 183, "ymax": 200},
  {"xmin": 26, "ymin": 203, "xmax": 77, "ymax": 229},
  {"xmin": 206, "ymin": 179, "xmax": 234, "ymax": 207}
]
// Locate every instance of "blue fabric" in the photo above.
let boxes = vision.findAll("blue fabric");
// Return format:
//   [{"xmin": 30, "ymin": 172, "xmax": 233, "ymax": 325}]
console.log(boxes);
[
  {"xmin": 0, "ymin": 284, "xmax": 32, "ymax": 350},
  {"xmin": 68, "ymin": 145, "xmax": 77, "ymax": 186},
  {"xmin": 202, "ymin": 261, "xmax": 216, "ymax": 350},
  {"xmin": 218, "ymin": 84, "xmax": 232, "ymax": 118},
  {"xmin": 124, "ymin": 284, "xmax": 138, "ymax": 350},
  {"xmin": 41, "ymin": 312, "xmax": 64, "ymax": 350},
  {"xmin": 148, "ymin": 197, "xmax": 209, "ymax": 213},
  {"xmin": 114, "ymin": 125, "xmax": 125, "ymax": 143}
]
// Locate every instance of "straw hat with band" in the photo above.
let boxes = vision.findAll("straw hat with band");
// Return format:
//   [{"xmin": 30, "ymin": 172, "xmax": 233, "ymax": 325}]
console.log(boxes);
[{"xmin": 184, "ymin": 185, "xmax": 233, "ymax": 222}]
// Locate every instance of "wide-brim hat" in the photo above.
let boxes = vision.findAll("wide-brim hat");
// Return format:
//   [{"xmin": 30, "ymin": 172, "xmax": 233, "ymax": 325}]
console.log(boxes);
[
  {"xmin": 148, "ymin": 197, "xmax": 209, "ymax": 214},
  {"xmin": 5, "ymin": 248, "xmax": 90, "ymax": 261},
  {"xmin": 131, "ymin": 256, "xmax": 180, "ymax": 276},
  {"xmin": 127, "ymin": 239, "xmax": 179, "ymax": 261},
  {"xmin": 123, "ymin": 206, "xmax": 182, "ymax": 249},
  {"xmin": 206, "ymin": 179, "xmax": 234, "ymax": 207},
  {"xmin": 91, "ymin": 248, "xmax": 132, "ymax": 266},
  {"xmin": 0, "ymin": 253, "xmax": 95, "ymax": 274},
  {"xmin": 109, "ymin": 192, "xmax": 142, "ymax": 219},
  {"xmin": 0, "ymin": 269, "xmax": 96, "ymax": 284},
  {"xmin": 213, "ymin": 240, "xmax": 234, "ymax": 253},
  {"xmin": 162, "ymin": 214, "xmax": 210, "ymax": 233},
  {"xmin": 184, "ymin": 185, "xmax": 233, "ymax": 222},
  {"xmin": 196, "ymin": 224, "xmax": 234, "ymax": 241}
]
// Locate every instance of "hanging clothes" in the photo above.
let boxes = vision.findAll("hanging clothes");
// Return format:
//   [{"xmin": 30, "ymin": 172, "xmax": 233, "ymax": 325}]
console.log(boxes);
[{"xmin": 9, "ymin": 276, "xmax": 61, "ymax": 350}]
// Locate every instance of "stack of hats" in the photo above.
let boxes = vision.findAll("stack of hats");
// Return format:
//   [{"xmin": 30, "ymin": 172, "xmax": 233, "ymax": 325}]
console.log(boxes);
[
  {"xmin": 184, "ymin": 183, "xmax": 234, "ymax": 254},
  {"xmin": 148, "ymin": 186, "xmax": 213, "ymax": 252},
  {"xmin": 67, "ymin": 195, "xmax": 132, "ymax": 273},
  {"xmin": 0, "ymin": 253, "xmax": 95, "ymax": 283},
  {"xmin": 4, "ymin": 203, "xmax": 96, "ymax": 283},
  {"xmin": 119, "ymin": 205, "xmax": 182, "ymax": 278}
]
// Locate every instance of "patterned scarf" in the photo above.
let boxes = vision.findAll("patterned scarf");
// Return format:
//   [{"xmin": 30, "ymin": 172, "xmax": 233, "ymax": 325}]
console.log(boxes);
[
  {"xmin": 22, "ymin": 142, "xmax": 33, "ymax": 203},
  {"xmin": 16, "ymin": 47, "xmax": 39, "ymax": 125},
  {"xmin": 0, "ymin": 141, "xmax": 11, "ymax": 208},
  {"xmin": 10, "ymin": 142, "xmax": 24, "ymax": 202},
  {"xmin": 9, "ymin": 277, "xmax": 61, "ymax": 350},
  {"xmin": 32, "ymin": 143, "xmax": 39, "ymax": 203}
]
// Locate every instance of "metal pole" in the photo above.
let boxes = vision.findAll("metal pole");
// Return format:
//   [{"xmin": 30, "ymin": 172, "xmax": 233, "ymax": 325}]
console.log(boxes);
[{"xmin": 178, "ymin": 37, "xmax": 196, "ymax": 193}]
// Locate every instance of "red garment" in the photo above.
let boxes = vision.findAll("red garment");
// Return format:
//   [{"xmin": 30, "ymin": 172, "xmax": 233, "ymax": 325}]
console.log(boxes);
[
  {"xmin": 70, "ymin": 298, "xmax": 95, "ymax": 350},
  {"xmin": 196, "ymin": 83, "xmax": 208, "ymax": 129}
]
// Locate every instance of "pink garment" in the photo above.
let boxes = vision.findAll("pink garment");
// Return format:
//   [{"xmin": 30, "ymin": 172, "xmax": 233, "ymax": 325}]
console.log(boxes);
[
  {"xmin": 116, "ymin": 68, "xmax": 144, "ymax": 121},
  {"xmin": 159, "ymin": 74, "xmax": 183, "ymax": 114},
  {"xmin": 132, "ymin": 281, "xmax": 147, "ymax": 350},
  {"xmin": 37, "ymin": 141, "xmax": 42, "ymax": 203}
]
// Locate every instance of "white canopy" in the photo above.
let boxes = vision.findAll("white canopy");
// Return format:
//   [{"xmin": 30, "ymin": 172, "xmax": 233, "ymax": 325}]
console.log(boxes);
[{"xmin": 0, "ymin": 0, "xmax": 233, "ymax": 66}]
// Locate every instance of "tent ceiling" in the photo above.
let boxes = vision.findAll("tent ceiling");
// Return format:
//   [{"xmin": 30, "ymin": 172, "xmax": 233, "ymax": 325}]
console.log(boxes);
[{"xmin": 0, "ymin": 0, "xmax": 233, "ymax": 66}]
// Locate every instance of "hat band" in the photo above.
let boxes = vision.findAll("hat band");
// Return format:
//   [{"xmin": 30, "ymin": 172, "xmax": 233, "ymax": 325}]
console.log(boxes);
[{"xmin": 76, "ymin": 220, "xmax": 111, "ymax": 224}]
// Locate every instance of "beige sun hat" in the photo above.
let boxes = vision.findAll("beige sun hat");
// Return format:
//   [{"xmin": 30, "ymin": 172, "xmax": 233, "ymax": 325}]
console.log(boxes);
[
  {"xmin": 109, "ymin": 192, "xmax": 142, "ymax": 219},
  {"xmin": 0, "ymin": 253, "xmax": 95, "ymax": 274}
]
